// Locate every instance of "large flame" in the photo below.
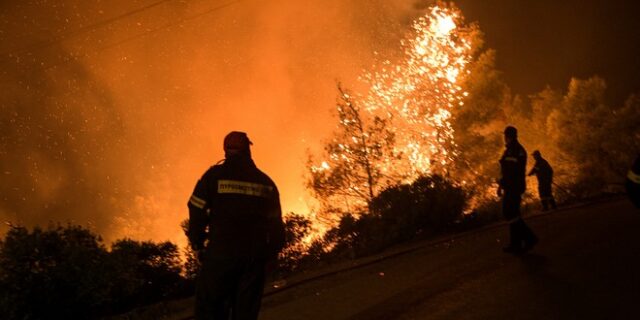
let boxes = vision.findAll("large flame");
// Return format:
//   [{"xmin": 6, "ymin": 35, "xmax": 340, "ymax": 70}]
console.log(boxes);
[
  {"xmin": 362, "ymin": 5, "xmax": 472, "ymax": 178},
  {"xmin": 308, "ymin": 4, "xmax": 475, "ymax": 237}
]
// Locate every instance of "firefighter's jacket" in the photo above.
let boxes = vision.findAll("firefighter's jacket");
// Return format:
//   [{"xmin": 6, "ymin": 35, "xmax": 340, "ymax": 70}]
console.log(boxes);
[
  {"xmin": 626, "ymin": 154, "xmax": 640, "ymax": 208},
  {"xmin": 187, "ymin": 156, "xmax": 285, "ymax": 259},
  {"xmin": 499, "ymin": 140, "xmax": 527, "ymax": 194},
  {"xmin": 529, "ymin": 157, "xmax": 554, "ymax": 194}
]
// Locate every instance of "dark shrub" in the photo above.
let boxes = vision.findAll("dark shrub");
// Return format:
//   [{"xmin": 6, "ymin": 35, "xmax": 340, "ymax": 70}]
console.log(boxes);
[
  {"xmin": 325, "ymin": 175, "xmax": 467, "ymax": 258},
  {"xmin": 0, "ymin": 224, "xmax": 188, "ymax": 319},
  {"xmin": 277, "ymin": 213, "xmax": 313, "ymax": 275},
  {"xmin": 108, "ymin": 239, "xmax": 185, "ymax": 312},
  {"xmin": 0, "ymin": 224, "xmax": 111, "ymax": 319}
]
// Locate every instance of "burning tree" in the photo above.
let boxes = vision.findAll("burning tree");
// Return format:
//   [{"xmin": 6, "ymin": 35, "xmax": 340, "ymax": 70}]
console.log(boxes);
[
  {"xmin": 306, "ymin": 1, "xmax": 640, "ymax": 246},
  {"xmin": 450, "ymin": 49, "xmax": 511, "ymax": 203},
  {"xmin": 308, "ymin": 3, "xmax": 481, "ymax": 221},
  {"xmin": 307, "ymin": 84, "xmax": 395, "ymax": 219},
  {"xmin": 363, "ymin": 3, "xmax": 479, "ymax": 177}
]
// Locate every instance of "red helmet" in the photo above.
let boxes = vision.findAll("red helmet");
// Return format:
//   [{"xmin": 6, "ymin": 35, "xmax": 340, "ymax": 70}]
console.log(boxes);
[
  {"xmin": 223, "ymin": 131, "xmax": 252, "ymax": 152},
  {"xmin": 504, "ymin": 126, "xmax": 518, "ymax": 138}
]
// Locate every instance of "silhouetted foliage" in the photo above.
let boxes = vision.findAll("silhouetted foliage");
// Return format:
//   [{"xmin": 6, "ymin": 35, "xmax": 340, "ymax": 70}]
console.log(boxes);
[
  {"xmin": 277, "ymin": 213, "xmax": 312, "ymax": 274},
  {"xmin": 306, "ymin": 175, "xmax": 467, "ymax": 260},
  {"xmin": 180, "ymin": 219, "xmax": 200, "ymax": 281},
  {"xmin": 454, "ymin": 49, "xmax": 509, "ymax": 199},
  {"xmin": 546, "ymin": 77, "xmax": 640, "ymax": 195},
  {"xmin": 457, "ymin": 51, "xmax": 640, "ymax": 207},
  {"xmin": 307, "ymin": 84, "xmax": 396, "ymax": 223},
  {"xmin": 0, "ymin": 224, "xmax": 110, "ymax": 319},
  {"xmin": 182, "ymin": 246, "xmax": 200, "ymax": 282},
  {"xmin": 109, "ymin": 239, "xmax": 185, "ymax": 311},
  {"xmin": 496, "ymin": 76, "xmax": 640, "ymax": 199},
  {"xmin": 0, "ymin": 224, "xmax": 190, "ymax": 319}
]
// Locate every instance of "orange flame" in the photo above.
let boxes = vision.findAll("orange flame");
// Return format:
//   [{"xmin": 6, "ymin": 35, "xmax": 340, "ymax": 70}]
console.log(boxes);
[{"xmin": 309, "ymin": 4, "xmax": 476, "ymax": 236}]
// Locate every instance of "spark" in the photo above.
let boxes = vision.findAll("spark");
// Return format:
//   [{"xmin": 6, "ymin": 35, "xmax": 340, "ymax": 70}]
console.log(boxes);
[
  {"xmin": 308, "ymin": 4, "xmax": 476, "ymax": 236},
  {"xmin": 361, "ymin": 4, "xmax": 473, "ymax": 179}
]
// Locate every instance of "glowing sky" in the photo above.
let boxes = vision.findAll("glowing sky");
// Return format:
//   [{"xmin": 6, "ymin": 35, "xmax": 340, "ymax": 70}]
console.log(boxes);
[
  {"xmin": 0, "ymin": 0, "xmax": 419, "ymax": 246},
  {"xmin": 455, "ymin": 0, "xmax": 640, "ymax": 104},
  {"xmin": 2, "ymin": 0, "xmax": 639, "ymax": 247}
]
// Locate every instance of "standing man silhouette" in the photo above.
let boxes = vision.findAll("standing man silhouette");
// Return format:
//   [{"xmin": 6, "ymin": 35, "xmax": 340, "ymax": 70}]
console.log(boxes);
[
  {"xmin": 498, "ymin": 126, "xmax": 538, "ymax": 254},
  {"xmin": 187, "ymin": 131, "xmax": 285, "ymax": 319},
  {"xmin": 626, "ymin": 153, "xmax": 640, "ymax": 208}
]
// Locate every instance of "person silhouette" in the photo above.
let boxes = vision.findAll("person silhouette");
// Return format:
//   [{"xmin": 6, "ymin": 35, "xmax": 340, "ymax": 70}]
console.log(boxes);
[
  {"xmin": 528, "ymin": 150, "xmax": 557, "ymax": 211},
  {"xmin": 498, "ymin": 126, "xmax": 538, "ymax": 254},
  {"xmin": 187, "ymin": 131, "xmax": 285, "ymax": 320},
  {"xmin": 626, "ymin": 153, "xmax": 640, "ymax": 208}
]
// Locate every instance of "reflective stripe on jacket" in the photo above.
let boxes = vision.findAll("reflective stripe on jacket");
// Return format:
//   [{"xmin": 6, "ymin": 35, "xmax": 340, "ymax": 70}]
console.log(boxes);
[
  {"xmin": 187, "ymin": 156, "xmax": 285, "ymax": 259},
  {"xmin": 499, "ymin": 140, "xmax": 527, "ymax": 194}
]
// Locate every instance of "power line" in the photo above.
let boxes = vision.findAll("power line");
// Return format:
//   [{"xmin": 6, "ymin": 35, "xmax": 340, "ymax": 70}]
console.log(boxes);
[
  {"xmin": 1, "ymin": 0, "xmax": 178, "ymax": 59},
  {"xmin": 43, "ymin": 0, "xmax": 242, "ymax": 71},
  {"xmin": 0, "ymin": 0, "xmax": 242, "ymax": 71},
  {"xmin": 100, "ymin": 0, "xmax": 241, "ymax": 51}
]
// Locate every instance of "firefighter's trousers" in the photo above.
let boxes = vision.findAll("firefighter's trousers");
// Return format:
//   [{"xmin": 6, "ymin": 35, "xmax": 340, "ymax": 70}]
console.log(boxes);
[
  {"xmin": 195, "ymin": 255, "xmax": 267, "ymax": 320},
  {"xmin": 503, "ymin": 191, "xmax": 537, "ymax": 248}
]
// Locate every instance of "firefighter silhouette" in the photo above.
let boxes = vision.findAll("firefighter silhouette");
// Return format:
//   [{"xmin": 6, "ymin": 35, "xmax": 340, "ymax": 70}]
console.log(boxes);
[
  {"xmin": 528, "ymin": 150, "xmax": 557, "ymax": 211},
  {"xmin": 498, "ymin": 126, "xmax": 538, "ymax": 254},
  {"xmin": 187, "ymin": 131, "xmax": 285, "ymax": 320},
  {"xmin": 626, "ymin": 153, "xmax": 640, "ymax": 209}
]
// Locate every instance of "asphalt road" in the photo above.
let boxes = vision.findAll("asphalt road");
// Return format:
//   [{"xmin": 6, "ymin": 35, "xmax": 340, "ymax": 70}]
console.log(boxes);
[{"xmin": 259, "ymin": 198, "xmax": 640, "ymax": 320}]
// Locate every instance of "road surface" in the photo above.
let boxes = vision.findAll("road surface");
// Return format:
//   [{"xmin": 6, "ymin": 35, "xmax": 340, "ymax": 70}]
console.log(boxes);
[{"xmin": 259, "ymin": 198, "xmax": 640, "ymax": 319}]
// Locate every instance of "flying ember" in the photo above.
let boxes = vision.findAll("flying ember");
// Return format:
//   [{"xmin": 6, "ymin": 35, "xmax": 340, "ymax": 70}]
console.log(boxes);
[
  {"xmin": 363, "ymin": 5, "xmax": 473, "ymax": 178},
  {"xmin": 308, "ymin": 4, "xmax": 476, "ymax": 228}
]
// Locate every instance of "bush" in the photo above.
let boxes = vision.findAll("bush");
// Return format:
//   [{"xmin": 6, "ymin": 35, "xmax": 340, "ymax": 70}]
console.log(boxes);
[
  {"xmin": 0, "ymin": 224, "xmax": 189, "ymax": 319},
  {"xmin": 277, "ymin": 213, "xmax": 313, "ymax": 275},
  {"xmin": 323, "ymin": 175, "xmax": 468, "ymax": 258},
  {"xmin": 0, "ymin": 224, "xmax": 111, "ymax": 319},
  {"xmin": 108, "ymin": 239, "xmax": 186, "ymax": 313}
]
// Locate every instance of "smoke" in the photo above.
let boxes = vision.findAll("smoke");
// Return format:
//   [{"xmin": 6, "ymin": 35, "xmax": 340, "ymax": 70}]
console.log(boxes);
[{"xmin": 0, "ymin": 0, "xmax": 426, "ymax": 245}]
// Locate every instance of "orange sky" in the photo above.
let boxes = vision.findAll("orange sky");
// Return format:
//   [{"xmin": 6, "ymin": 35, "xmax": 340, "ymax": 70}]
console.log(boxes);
[
  {"xmin": 0, "ymin": 0, "xmax": 421, "ymax": 247},
  {"xmin": 5, "ymin": 0, "xmax": 639, "ymax": 248}
]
